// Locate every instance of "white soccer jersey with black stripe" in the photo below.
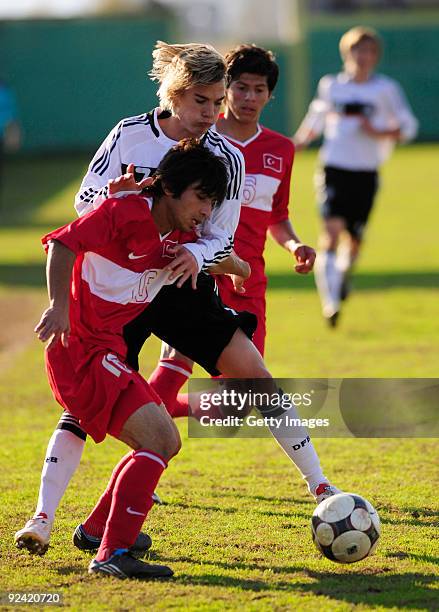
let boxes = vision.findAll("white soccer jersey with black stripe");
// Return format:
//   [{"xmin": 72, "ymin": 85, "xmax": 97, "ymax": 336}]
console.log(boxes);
[
  {"xmin": 74, "ymin": 108, "xmax": 245, "ymax": 272},
  {"xmin": 301, "ymin": 72, "xmax": 418, "ymax": 170}
]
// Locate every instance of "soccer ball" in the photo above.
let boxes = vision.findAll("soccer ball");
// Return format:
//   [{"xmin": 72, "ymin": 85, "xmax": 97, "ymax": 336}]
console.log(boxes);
[{"xmin": 311, "ymin": 493, "xmax": 380, "ymax": 563}]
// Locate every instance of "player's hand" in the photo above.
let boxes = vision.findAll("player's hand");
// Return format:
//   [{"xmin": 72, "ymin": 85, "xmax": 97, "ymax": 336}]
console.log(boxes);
[
  {"xmin": 359, "ymin": 117, "xmax": 384, "ymax": 138},
  {"xmin": 292, "ymin": 244, "xmax": 316, "ymax": 274},
  {"xmin": 230, "ymin": 274, "xmax": 247, "ymax": 294},
  {"xmin": 291, "ymin": 138, "xmax": 307, "ymax": 152},
  {"xmin": 166, "ymin": 245, "xmax": 199, "ymax": 289},
  {"xmin": 230, "ymin": 260, "xmax": 251, "ymax": 294},
  {"xmin": 34, "ymin": 306, "xmax": 70, "ymax": 350},
  {"xmin": 108, "ymin": 163, "xmax": 153, "ymax": 195}
]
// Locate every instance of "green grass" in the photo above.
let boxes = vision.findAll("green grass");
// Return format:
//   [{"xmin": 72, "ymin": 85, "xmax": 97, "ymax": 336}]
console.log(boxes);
[{"xmin": 0, "ymin": 146, "xmax": 438, "ymax": 610}]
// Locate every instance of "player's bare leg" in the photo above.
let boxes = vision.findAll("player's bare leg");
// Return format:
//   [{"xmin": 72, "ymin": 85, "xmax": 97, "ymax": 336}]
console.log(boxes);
[{"xmin": 151, "ymin": 329, "xmax": 339, "ymax": 502}]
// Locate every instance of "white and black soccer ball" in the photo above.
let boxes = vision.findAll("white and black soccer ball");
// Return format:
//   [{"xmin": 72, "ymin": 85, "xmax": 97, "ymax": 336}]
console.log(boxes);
[{"xmin": 311, "ymin": 493, "xmax": 381, "ymax": 563}]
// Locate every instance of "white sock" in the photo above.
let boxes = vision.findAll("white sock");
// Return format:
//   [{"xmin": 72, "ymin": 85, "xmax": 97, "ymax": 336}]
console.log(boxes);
[
  {"xmin": 314, "ymin": 250, "xmax": 343, "ymax": 317},
  {"xmin": 262, "ymin": 402, "xmax": 328, "ymax": 495},
  {"xmin": 34, "ymin": 429, "xmax": 85, "ymax": 522},
  {"xmin": 336, "ymin": 243, "xmax": 354, "ymax": 287}
]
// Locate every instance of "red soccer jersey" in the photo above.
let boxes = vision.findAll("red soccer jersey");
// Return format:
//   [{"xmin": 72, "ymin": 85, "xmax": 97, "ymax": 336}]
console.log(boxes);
[
  {"xmin": 42, "ymin": 194, "xmax": 194, "ymax": 359},
  {"xmin": 215, "ymin": 124, "xmax": 295, "ymax": 298}
]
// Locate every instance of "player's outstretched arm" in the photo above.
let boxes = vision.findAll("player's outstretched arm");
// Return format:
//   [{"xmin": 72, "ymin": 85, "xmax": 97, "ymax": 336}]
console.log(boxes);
[
  {"xmin": 35, "ymin": 240, "xmax": 76, "ymax": 350},
  {"xmin": 74, "ymin": 120, "xmax": 125, "ymax": 217},
  {"xmin": 293, "ymin": 77, "xmax": 331, "ymax": 149},
  {"xmin": 209, "ymin": 251, "xmax": 251, "ymax": 294},
  {"xmin": 269, "ymin": 220, "xmax": 316, "ymax": 274}
]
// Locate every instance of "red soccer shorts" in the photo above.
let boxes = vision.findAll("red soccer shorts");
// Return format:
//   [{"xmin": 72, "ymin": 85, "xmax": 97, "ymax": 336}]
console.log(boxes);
[{"xmin": 45, "ymin": 337, "xmax": 162, "ymax": 443}]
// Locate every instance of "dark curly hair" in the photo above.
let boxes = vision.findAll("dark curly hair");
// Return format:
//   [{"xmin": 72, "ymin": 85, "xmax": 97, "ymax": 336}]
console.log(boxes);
[
  {"xmin": 225, "ymin": 44, "xmax": 279, "ymax": 93},
  {"xmin": 147, "ymin": 138, "xmax": 229, "ymax": 208}
]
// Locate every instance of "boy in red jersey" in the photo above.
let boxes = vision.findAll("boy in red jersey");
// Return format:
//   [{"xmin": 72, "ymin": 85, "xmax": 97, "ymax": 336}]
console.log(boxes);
[
  {"xmin": 32, "ymin": 140, "xmax": 229, "ymax": 579},
  {"xmin": 213, "ymin": 44, "xmax": 315, "ymax": 355}
]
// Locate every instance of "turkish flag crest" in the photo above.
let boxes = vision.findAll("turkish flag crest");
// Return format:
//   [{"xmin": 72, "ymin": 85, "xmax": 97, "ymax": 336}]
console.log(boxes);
[{"xmin": 263, "ymin": 153, "xmax": 282, "ymax": 173}]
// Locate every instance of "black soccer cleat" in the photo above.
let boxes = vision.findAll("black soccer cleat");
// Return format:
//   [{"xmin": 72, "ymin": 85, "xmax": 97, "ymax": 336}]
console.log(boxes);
[
  {"xmin": 327, "ymin": 311, "xmax": 339, "ymax": 328},
  {"xmin": 73, "ymin": 524, "xmax": 152, "ymax": 559},
  {"xmin": 88, "ymin": 549, "xmax": 173, "ymax": 580}
]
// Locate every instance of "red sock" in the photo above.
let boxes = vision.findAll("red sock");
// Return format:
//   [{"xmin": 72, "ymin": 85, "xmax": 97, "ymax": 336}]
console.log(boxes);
[
  {"xmin": 148, "ymin": 359, "xmax": 192, "ymax": 417},
  {"xmin": 170, "ymin": 393, "xmax": 189, "ymax": 418},
  {"xmin": 178, "ymin": 392, "xmax": 224, "ymax": 420},
  {"xmin": 82, "ymin": 452, "xmax": 132, "ymax": 538},
  {"xmin": 95, "ymin": 449, "xmax": 167, "ymax": 561}
]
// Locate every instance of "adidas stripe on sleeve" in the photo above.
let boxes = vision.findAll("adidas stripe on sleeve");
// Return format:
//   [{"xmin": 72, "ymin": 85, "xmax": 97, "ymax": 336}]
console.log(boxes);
[{"xmin": 74, "ymin": 109, "xmax": 245, "ymax": 271}]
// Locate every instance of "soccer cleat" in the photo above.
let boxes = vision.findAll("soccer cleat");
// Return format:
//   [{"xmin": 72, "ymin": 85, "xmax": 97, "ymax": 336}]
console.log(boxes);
[
  {"xmin": 14, "ymin": 515, "xmax": 52, "ymax": 556},
  {"xmin": 326, "ymin": 311, "xmax": 339, "ymax": 328},
  {"xmin": 152, "ymin": 491, "xmax": 163, "ymax": 505},
  {"xmin": 88, "ymin": 548, "xmax": 173, "ymax": 580},
  {"xmin": 73, "ymin": 524, "xmax": 152, "ymax": 559},
  {"xmin": 314, "ymin": 483, "xmax": 342, "ymax": 505}
]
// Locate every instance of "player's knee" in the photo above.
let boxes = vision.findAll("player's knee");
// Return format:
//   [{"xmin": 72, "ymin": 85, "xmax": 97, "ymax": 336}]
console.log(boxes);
[
  {"xmin": 161, "ymin": 417, "xmax": 182, "ymax": 460},
  {"xmin": 143, "ymin": 411, "xmax": 181, "ymax": 461},
  {"xmin": 119, "ymin": 403, "xmax": 181, "ymax": 459}
]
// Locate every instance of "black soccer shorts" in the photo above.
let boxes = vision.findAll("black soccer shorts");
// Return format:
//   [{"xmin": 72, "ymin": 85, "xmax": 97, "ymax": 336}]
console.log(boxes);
[
  {"xmin": 316, "ymin": 165, "xmax": 379, "ymax": 240},
  {"xmin": 123, "ymin": 273, "xmax": 257, "ymax": 376}
]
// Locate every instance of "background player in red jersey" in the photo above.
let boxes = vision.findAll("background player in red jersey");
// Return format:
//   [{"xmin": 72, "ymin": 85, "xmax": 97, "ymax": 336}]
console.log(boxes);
[
  {"xmin": 214, "ymin": 43, "xmax": 316, "ymax": 355},
  {"xmin": 28, "ymin": 140, "xmax": 229, "ymax": 579}
]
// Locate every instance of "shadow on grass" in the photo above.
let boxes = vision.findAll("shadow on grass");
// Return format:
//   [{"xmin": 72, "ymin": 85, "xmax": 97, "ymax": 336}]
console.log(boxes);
[
  {"xmin": 0, "ymin": 264, "xmax": 45, "ymax": 287},
  {"xmin": 212, "ymin": 492, "xmax": 313, "ymax": 506},
  {"xmin": 174, "ymin": 570, "xmax": 438, "ymax": 608},
  {"xmin": 1, "ymin": 263, "xmax": 438, "ymax": 292},
  {"xmin": 268, "ymin": 270, "xmax": 439, "ymax": 292},
  {"xmin": 380, "ymin": 514, "xmax": 439, "ymax": 529},
  {"xmin": 168, "ymin": 500, "xmax": 310, "ymax": 521},
  {"xmin": 385, "ymin": 551, "xmax": 439, "ymax": 566}
]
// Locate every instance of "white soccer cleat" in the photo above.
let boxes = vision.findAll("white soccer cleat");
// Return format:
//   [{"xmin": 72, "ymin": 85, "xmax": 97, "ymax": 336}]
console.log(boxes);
[
  {"xmin": 14, "ymin": 515, "xmax": 52, "ymax": 556},
  {"xmin": 313, "ymin": 483, "xmax": 343, "ymax": 505}
]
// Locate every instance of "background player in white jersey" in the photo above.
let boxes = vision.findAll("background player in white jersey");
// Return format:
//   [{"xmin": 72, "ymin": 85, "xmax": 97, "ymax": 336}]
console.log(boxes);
[
  {"xmin": 142, "ymin": 44, "xmax": 338, "ymax": 504},
  {"xmin": 294, "ymin": 26, "xmax": 418, "ymax": 326},
  {"xmin": 15, "ymin": 41, "xmax": 339, "ymax": 557}
]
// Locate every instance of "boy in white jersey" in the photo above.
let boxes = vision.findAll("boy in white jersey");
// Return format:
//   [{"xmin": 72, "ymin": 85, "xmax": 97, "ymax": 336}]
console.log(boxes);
[
  {"xmin": 15, "ymin": 41, "xmax": 339, "ymax": 558},
  {"xmin": 294, "ymin": 26, "xmax": 418, "ymax": 326},
  {"xmin": 158, "ymin": 44, "xmax": 315, "ymax": 405}
]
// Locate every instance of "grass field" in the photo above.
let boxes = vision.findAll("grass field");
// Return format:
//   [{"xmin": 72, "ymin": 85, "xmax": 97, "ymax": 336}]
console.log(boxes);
[{"xmin": 0, "ymin": 145, "xmax": 438, "ymax": 610}]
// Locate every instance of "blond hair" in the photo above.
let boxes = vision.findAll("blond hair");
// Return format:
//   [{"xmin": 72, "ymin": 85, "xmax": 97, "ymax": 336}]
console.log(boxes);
[
  {"xmin": 149, "ymin": 41, "xmax": 226, "ymax": 112},
  {"xmin": 339, "ymin": 26, "xmax": 382, "ymax": 61}
]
